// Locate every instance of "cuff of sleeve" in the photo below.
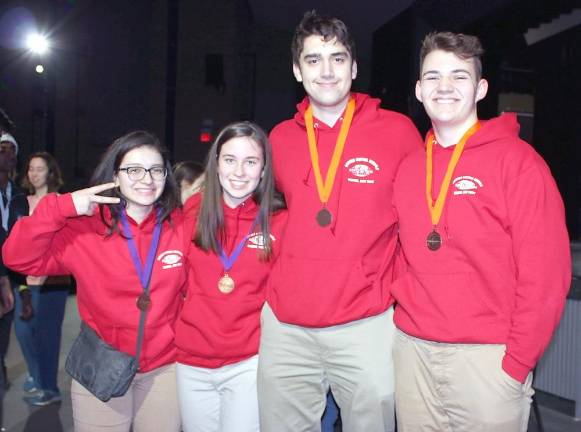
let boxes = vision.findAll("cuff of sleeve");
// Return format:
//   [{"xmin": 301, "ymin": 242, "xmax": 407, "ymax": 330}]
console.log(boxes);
[
  {"xmin": 502, "ymin": 353, "xmax": 531, "ymax": 383},
  {"xmin": 57, "ymin": 193, "xmax": 80, "ymax": 218}
]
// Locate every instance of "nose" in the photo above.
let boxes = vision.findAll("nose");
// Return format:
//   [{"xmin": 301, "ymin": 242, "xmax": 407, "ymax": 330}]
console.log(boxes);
[
  {"xmin": 321, "ymin": 58, "xmax": 334, "ymax": 79},
  {"xmin": 141, "ymin": 170, "xmax": 155, "ymax": 184},
  {"xmin": 233, "ymin": 161, "xmax": 245, "ymax": 177},
  {"xmin": 437, "ymin": 75, "xmax": 453, "ymax": 92}
]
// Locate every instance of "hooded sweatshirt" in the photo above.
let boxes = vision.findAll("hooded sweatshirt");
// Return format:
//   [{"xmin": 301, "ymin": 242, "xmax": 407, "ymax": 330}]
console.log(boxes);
[
  {"xmin": 392, "ymin": 113, "xmax": 571, "ymax": 382},
  {"xmin": 268, "ymin": 92, "xmax": 422, "ymax": 327},
  {"xmin": 176, "ymin": 194, "xmax": 287, "ymax": 368},
  {"xmin": 2, "ymin": 193, "xmax": 187, "ymax": 372}
]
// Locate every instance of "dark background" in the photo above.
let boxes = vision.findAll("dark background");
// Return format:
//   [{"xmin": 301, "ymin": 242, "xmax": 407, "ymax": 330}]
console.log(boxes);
[{"xmin": 0, "ymin": 0, "xmax": 580, "ymax": 237}]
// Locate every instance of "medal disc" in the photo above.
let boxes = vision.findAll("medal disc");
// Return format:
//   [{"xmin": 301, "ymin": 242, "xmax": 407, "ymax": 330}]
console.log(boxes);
[
  {"xmin": 218, "ymin": 274, "xmax": 235, "ymax": 294},
  {"xmin": 426, "ymin": 230, "xmax": 442, "ymax": 251},
  {"xmin": 316, "ymin": 208, "xmax": 332, "ymax": 227},
  {"xmin": 136, "ymin": 293, "xmax": 152, "ymax": 311}
]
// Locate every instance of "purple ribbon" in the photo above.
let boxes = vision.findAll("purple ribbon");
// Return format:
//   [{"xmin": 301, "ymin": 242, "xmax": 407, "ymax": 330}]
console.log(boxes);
[
  {"xmin": 120, "ymin": 208, "xmax": 162, "ymax": 288},
  {"xmin": 217, "ymin": 215, "xmax": 259, "ymax": 272}
]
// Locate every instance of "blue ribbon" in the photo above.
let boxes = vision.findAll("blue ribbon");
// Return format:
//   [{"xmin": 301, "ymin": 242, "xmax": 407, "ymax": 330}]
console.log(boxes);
[
  {"xmin": 120, "ymin": 208, "xmax": 162, "ymax": 289},
  {"xmin": 217, "ymin": 215, "xmax": 259, "ymax": 273}
]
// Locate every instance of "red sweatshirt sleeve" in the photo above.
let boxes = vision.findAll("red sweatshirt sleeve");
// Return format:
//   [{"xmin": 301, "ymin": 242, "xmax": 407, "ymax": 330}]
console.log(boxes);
[
  {"xmin": 502, "ymin": 162, "xmax": 571, "ymax": 382},
  {"xmin": 2, "ymin": 193, "xmax": 78, "ymax": 276}
]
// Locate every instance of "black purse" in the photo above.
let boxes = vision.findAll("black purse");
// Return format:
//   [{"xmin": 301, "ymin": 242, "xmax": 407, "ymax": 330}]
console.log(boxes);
[{"xmin": 65, "ymin": 319, "xmax": 144, "ymax": 402}]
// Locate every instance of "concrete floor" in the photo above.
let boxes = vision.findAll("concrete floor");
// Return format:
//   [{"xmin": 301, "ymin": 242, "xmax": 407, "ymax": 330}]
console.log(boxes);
[{"xmin": 2, "ymin": 295, "xmax": 581, "ymax": 432}]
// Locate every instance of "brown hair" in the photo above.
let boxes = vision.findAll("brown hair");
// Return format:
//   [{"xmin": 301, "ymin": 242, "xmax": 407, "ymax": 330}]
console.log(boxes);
[
  {"xmin": 420, "ymin": 32, "xmax": 484, "ymax": 80},
  {"xmin": 194, "ymin": 121, "xmax": 284, "ymax": 260},
  {"xmin": 291, "ymin": 10, "xmax": 356, "ymax": 65},
  {"xmin": 90, "ymin": 130, "xmax": 179, "ymax": 236},
  {"xmin": 21, "ymin": 152, "xmax": 64, "ymax": 194}
]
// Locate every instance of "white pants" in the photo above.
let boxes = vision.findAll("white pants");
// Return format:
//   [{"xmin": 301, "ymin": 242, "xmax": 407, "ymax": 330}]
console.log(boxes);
[
  {"xmin": 394, "ymin": 329, "xmax": 534, "ymax": 432},
  {"xmin": 258, "ymin": 303, "xmax": 396, "ymax": 432},
  {"xmin": 177, "ymin": 355, "xmax": 260, "ymax": 432}
]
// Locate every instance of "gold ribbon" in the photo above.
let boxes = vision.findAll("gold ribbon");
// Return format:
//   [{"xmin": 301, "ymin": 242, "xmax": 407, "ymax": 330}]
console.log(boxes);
[
  {"xmin": 305, "ymin": 97, "xmax": 355, "ymax": 206},
  {"xmin": 426, "ymin": 122, "xmax": 481, "ymax": 227}
]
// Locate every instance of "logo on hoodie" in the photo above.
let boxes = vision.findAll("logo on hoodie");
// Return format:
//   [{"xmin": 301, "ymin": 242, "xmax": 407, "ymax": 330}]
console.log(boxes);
[
  {"xmin": 157, "ymin": 250, "xmax": 184, "ymax": 269},
  {"xmin": 344, "ymin": 157, "xmax": 380, "ymax": 184},
  {"xmin": 247, "ymin": 233, "xmax": 276, "ymax": 249},
  {"xmin": 453, "ymin": 176, "xmax": 483, "ymax": 195}
]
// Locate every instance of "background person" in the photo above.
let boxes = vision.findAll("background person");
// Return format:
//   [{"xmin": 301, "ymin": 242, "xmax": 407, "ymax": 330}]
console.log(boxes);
[
  {"xmin": 16, "ymin": 152, "xmax": 71, "ymax": 406},
  {"xmin": 0, "ymin": 129, "xmax": 30, "ymax": 393},
  {"xmin": 175, "ymin": 122, "xmax": 286, "ymax": 432},
  {"xmin": 173, "ymin": 160, "xmax": 204, "ymax": 204},
  {"xmin": 3, "ymin": 131, "xmax": 186, "ymax": 432}
]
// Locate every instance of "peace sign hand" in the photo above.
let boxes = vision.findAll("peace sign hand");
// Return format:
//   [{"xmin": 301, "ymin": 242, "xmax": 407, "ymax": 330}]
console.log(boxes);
[{"xmin": 71, "ymin": 182, "xmax": 121, "ymax": 216}]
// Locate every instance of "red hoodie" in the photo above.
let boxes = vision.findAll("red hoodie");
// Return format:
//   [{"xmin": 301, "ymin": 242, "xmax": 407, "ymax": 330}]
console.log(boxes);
[
  {"xmin": 268, "ymin": 92, "xmax": 422, "ymax": 327},
  {"xmin": 2, "ymin": 193, "xmax": 187, "ymax": 372},
  {"xmin": 175, "ymin": 194, "xmax": 287, "ymax": 368},
  {"xmin": 393, "ymin": 113, "xmax": 571, "ymax": 382}
]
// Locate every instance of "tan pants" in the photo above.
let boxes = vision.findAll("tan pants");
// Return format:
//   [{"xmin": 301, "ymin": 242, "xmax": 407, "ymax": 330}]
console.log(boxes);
[
  {"xmin": 394, "ymin": 329, "xmax": 533, "ymax": 432},
  {"xmin": 71, "ymin": 363, "xmax": 180, "ymax": 432},
  {"xmin": 258, "ymin": 303, "xmax": 396, "ymax": 432}
]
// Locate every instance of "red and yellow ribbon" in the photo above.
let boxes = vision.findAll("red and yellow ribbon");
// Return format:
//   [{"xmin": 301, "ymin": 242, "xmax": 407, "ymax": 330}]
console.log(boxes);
[
  {"xmin": 305, "ymin": 98, "xmax": 355, "ymax": 206},
  {"xmin": 426, "ymin": 122, "xmax": 481, "ymax": 226}
]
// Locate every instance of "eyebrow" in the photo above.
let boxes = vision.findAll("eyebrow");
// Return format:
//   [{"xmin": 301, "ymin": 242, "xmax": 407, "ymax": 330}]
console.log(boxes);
[
  {"xmin": 221, "ymin": 153, "xmax": 259, "ymax": 160},
  {"xmin": 303, "ymin": 51, "xmax": 349, "ymax": 60},
  {"xmin": 422, "ymin": 68, "xmax": 472, "ymax": 78}
]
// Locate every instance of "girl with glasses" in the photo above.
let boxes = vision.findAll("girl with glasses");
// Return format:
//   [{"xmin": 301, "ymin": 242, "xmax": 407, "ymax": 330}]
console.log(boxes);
[{"xmin": 3, "ymin": 131, "xmax": 186, "ymax": 432}]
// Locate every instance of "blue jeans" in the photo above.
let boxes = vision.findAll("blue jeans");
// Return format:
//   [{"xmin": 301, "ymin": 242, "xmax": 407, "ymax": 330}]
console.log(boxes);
[
  {"xmin": 322, "ymin": 391, "xmax": 339, "ymax": 432},
  {"xmin": 13, "ymin": 284, "xmax": 41, "ymax": 386},
  {"xmin": 35, "ymin": 285, "xmax": 69, "ymax": 393}
]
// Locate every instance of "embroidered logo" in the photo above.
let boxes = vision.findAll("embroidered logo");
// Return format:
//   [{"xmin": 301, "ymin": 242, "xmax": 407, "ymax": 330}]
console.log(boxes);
[
  {"xmin": 157, "ymin": 250, "xmax": 183, "ymax": 269},
  {"xmin": 452, "ymin": 176, "xmax": 483, "ymax": 195},
  {"xmin": 344, "ymin": 157, "xmax": 380, "ymax": 184},
  {"xmin": 247, "ymin": 233, "xmax": 276, "ymax": 249}
]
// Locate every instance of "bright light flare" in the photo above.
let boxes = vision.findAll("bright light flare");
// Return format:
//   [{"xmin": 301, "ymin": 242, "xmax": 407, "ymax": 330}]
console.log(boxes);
[
  {"xmin": 26, "ymin": 33, "xmax": 49, "ymax": 55},
  {"xmin": 35, "ymin": 64, "xmax": 44, "ymax": 74}
]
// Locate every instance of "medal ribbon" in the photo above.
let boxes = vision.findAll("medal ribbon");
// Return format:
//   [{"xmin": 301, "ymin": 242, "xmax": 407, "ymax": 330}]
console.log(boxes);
[
  {"xmin": 426, "ymin": 122, "xmax": 481, "ymax": 226},
  {"xmin": 217, "ymin": 215, "xmax": 260, "ymax": 272},
  {"xmin": 305, "ymin": 97, "xmax": 355, "ymax": 206},
  {"xmin": 120, "ymin": 208, "xmax": 162, "ymax": 289}
]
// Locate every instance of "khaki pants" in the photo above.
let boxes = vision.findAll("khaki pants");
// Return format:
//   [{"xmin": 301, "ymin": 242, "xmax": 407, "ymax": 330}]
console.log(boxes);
[
  {"xmin": 394, "ymin": 330, "xmax": 533, "ymax": 432},
  {"xmin": 258, "ymin": 303, "xmax": 396, "ymax": 432},
  {"xmin": 71, "ymin": 363, "xmax": 180, "ymax": 432}
]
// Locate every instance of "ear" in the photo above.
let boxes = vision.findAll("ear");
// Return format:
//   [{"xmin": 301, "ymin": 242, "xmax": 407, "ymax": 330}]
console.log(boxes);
[
  {"xmin": 113, "ymin": 174, "xmax": 120, "ymax": 187},
  {"xmin": 415, "ymin": 80, "xmax": 423, "ymax": 103},
  {"xmin": 351, "ymin": 60, "xmax": 358, "ymax": 80},
  {"xmin": 292, "ymin": 63, "xmax": 303, "ymax": 83},
  {"xmin": 475, "ymin": 78, "xmax": 488, "ymax": 102}
]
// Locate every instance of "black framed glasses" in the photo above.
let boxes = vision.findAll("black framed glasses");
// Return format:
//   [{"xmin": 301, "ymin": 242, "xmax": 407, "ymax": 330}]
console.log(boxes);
[{"xmin": 118, "ymin": 166, "xmax": 167, "ymax": 181}]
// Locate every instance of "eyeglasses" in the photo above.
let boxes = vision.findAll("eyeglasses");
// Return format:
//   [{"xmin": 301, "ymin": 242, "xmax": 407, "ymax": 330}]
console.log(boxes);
[{"xmin": 118, "ymin": 166, "xmax": 167, "ymax": 181}]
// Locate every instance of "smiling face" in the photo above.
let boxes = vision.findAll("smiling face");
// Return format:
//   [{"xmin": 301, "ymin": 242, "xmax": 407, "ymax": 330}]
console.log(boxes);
[
  {"xmin": 114, "ymin": 145, "xmax": 166, "ymax": 217},
  {"xmin": 416, "ymin": 49, "xmax": 488, "ymax": 131},
  {"xmin": 217, "ymin": 136, "xmax": 264, "ymax": 208},
  {"xmin": 293, "ymin": 35, "xmax": 357, "ymax": 117},
  {"xmin": 27, "ymin": 157, "xmax": 49, "ymax": 191}
]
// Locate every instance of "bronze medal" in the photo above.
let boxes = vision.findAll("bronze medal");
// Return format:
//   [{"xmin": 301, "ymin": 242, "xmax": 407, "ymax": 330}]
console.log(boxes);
[
  {"xmin": 316, "ymin": 208, "xmax": 332, "ymax": 227},
  {"xmin": 218, "ymin": 274, "xmax": 235, "ymax": 294},
  {"xmin": 426, "ymin": 230, "xmax": 442, "ymax": 251},
  {"xmin": 136, "ymin": 293, "xmax": 152, "ymax": 311}
]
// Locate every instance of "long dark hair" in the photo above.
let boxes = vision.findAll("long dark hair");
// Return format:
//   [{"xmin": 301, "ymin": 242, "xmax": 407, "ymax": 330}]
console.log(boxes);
[
  {"xmin": 21, "ymin": 152, "xmax": 64, "ymax": 194},
  {"xmin": 194, "ymin": 121, "xmax": 284, "ymax": 259},
  {"xmin": 90, "ymin": 130, "xmax": 179, "ymax": 235}
]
